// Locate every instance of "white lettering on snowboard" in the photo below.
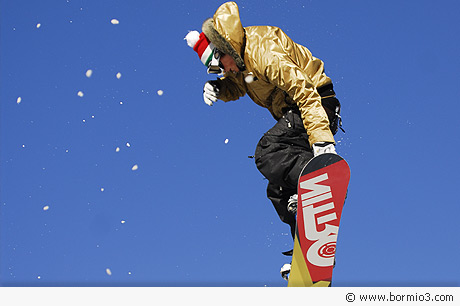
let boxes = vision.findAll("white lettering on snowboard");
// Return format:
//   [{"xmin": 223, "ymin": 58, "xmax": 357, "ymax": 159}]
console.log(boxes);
[{"xmin": 300, "ymin": 173, "xmax": 338, "ymax": 267}]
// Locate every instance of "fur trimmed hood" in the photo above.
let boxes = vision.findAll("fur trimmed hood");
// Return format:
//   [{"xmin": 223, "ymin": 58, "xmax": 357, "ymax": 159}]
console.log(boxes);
[{"xmin": 202, "ymin": 2, "xmax": 246, "ymax": 71}]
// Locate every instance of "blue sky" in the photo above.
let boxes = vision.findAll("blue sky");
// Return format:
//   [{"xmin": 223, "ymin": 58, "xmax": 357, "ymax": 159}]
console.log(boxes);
[{"xmin": 1, "ymin": 0, "xmax": 459, "ymax": 287}]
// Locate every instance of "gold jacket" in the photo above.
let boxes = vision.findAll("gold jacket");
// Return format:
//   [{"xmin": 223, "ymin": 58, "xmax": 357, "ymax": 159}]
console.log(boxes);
[{"xmin": 203, "ymin": 2, "xmax": 335, "ymax": 146}]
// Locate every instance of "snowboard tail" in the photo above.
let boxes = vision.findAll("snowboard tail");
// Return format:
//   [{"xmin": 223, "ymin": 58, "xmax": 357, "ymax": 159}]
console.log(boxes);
[{"xmin": 288, "ymin": 153, "xmax": 350, "ymax": 287}]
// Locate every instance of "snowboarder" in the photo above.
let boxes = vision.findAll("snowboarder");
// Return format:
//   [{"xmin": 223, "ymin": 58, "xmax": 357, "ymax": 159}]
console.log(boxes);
[{"xmin": 185, "ymin": 1, "xmax": 343, "ymax": 245}]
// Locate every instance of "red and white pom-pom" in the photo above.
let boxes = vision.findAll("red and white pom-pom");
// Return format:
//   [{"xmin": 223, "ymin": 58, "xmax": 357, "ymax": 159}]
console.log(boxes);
[{"xmin": 185, "ymin": 30, "xmax": 200, "ymax": 48}]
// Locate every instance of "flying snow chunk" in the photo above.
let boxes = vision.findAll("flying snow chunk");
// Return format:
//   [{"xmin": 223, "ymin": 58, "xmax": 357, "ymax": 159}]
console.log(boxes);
[
  {"xmin": 126, "ymin": 142, "xmax": 131, "ymax": 147},
  {"xmin": 131, "ymin": 164, "xmax": 138, "ymax": 171},
  {"xmin": 43, "ymin": 205, "xmax": 50, "ymax": 211},
  {"xmin": 36, "ymin": 23, "xmax": 41, "ymax": 29},
  {"xmin": 86, "ymin": 69, "xmax": 93, "ymax": 78},
  {"xmin": 106, "ymin": 268, "xmax": 112, "ymax": 276},
  {"xmin": 100, "ymin": 188, "xmax": 105, "ymax": 192},
  {"xmin": 111, "ymin": 19, "xmax": 119, "ymax": 25},
  {"xmin": 157, "ymin": 90, "xmax": 164, "ymax": 96},
  {"xmin": 244, "ymin": 73, "xmax": 255, "ymax": 83},
  {"xmin": 224, "ymin": 138, "xmax": 229, "ymax": 144},
  {"xmin": 121, "ymin": 220, "xmax": 126, "ymax": 224},
  {"xmin": 115, "ymin": 147, "xmax": 120, "ymax": 152},
  {"xmin": 77, "ymin": 91, "xmax": 84, "ymax": 97},
  {"xmin": 116, "ymin": 72, "xmax": 122, "ymax": 79},
  {"xmin": 16, "ymin": 97, "xmax": 22, "ymax": 104}
]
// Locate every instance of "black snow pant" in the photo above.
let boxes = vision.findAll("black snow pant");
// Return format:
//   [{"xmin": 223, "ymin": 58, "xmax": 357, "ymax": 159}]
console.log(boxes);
[
  {"xmin": 254, "ymin": 108, "xmax": 313, "ymax": 239},
  {"xmin": 254, "ymin": 84, "xmax": 340, "ymax": 239}
]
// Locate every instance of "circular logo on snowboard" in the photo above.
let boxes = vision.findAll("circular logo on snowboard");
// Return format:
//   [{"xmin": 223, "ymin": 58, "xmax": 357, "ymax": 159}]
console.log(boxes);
[{"xmin": 318, "ymin": 241, "xmax": 336, "ymax": 258}]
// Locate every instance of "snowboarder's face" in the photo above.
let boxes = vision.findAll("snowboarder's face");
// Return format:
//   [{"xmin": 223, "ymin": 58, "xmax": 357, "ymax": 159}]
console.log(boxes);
[{"xmin": 220, "ymin": 53, "xmax": 239, "ymax": 73}]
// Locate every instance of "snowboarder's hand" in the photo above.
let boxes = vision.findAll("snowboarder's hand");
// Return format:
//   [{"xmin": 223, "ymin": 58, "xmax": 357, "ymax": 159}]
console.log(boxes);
[
  {"xmin": 203, "ymin": 81, "xmax": 220, "ymax": 106},
  {"xmin": 312, "ymin": 142, "xmax": 337, "ymax": 157}
]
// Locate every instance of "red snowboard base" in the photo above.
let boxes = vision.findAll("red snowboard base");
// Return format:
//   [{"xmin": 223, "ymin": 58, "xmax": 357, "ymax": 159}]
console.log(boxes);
[{"xmin": 288, "ymin": 153, "xmax": 350, "ymax": 287}]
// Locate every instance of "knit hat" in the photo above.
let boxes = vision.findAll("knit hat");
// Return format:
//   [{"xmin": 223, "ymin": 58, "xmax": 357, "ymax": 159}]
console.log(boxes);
[{"xmin": 185, "ymin": 30, "xmax": 222, "ymax": 74}]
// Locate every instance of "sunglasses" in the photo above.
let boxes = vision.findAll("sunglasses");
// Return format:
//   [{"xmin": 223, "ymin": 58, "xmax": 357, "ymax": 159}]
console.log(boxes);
[{"xmin": 207, "ymin": 49, "xmax": 224, "ymax": 74}]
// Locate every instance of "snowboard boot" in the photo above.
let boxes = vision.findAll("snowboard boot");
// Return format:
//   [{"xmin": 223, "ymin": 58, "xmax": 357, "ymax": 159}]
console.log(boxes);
[
  {"xmin": 287, "ymin": 194, "xmax": 298, "ymax": 214},
  {"xmin": 280, "ymin": 263, "xmax": 291, "ymax": 281}
]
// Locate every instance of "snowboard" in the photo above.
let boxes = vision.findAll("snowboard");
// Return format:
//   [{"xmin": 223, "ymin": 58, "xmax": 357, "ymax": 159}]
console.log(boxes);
[{"xmin": 288, "ymin": 153, "xmax": 350, "ymax": 287}]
